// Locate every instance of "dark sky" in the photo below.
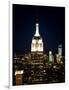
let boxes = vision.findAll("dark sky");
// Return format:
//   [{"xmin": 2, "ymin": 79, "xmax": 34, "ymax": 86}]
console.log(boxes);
[{"xmin": 13, "ymin": 4, "xmax": 65, "ymax": 55}]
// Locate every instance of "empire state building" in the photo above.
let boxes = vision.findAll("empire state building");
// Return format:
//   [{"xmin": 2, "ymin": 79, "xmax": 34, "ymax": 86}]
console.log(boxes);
[{"xmin": 31, "ymin": 23, "xmax": 43, "ymax": 53}]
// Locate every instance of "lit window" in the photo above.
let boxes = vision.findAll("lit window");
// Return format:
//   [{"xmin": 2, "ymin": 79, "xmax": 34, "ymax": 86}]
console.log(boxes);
[{"xmin": 32, "ymin": 39, "xmax": 36, "ymax": 43}]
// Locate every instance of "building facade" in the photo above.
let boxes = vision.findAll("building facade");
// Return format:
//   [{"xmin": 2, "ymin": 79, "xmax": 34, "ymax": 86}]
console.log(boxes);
[{"xmin": 31, "ymin": 23, "xmax": 43, "ymax": 52}]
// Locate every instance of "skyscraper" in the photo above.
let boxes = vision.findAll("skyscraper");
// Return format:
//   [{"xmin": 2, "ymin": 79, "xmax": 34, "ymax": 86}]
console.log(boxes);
[
  {"xmin": 49, "ymin": 51, "xmax": 54, "ymax": 63},
  {"xmin": 31, "ymin": 23, "xmax": 43, "ymax": 53},
  {"xmin": 58, "ymin": 45, "xmax": 62, "ymax": 56},
  {"xmin": 56, "ymin": 45, "xmax": 63, "ymax": 63}
]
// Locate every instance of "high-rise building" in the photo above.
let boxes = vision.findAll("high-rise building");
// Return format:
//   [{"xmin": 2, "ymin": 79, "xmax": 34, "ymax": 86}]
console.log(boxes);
[
  {"xmin": 56, "ymin": 45, "xmax": 63, "ymax": 64},
  {"xmin": 49, "ymin": 51, "xmax": 54, "ymax": 63},
  {"xmin": 58, "ymin": 45, "xmax": 62, "ymax": 56},
  {"xmin": 31, "ymin": 23, "xmax": 43, "ymax": 53}
]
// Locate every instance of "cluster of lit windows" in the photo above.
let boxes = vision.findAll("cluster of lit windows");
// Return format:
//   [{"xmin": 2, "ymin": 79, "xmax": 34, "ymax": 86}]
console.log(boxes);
[{"xmin": 31, "ymin": 39, "xmax": 43, "ymax": 52}]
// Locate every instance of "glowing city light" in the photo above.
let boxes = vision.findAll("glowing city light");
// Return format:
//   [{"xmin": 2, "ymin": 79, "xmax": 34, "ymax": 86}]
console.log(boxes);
[
  {"xmin": 34, "ymin": 23, "xmax": 40, "ymax": 37},
  {"xmin": 15, "ymin": 70, "xmax": 23, "ymax": 76},
  {"xmin": 31, "ymin": 23, "xmax": 43, "ymax": 52}
]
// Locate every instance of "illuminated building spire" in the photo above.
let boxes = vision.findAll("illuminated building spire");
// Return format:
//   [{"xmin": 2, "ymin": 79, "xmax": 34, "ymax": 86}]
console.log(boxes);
[
  {"xmin": 31, "ymin": 15, "xmax": 43, "ymax": 53},
  {"xmin": 34, "ymin": 23, "xmax": 40, "ymax": 37}
]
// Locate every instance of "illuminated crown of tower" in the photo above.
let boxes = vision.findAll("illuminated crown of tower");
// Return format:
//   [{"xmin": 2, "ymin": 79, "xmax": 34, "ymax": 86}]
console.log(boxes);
[
  {"xmin": 34, "ymin": 23, "xmax": 40, "ymax": 37},
  {"xmin": 31, "ymin": 22, "xmax": 43, "ymax": 52}
]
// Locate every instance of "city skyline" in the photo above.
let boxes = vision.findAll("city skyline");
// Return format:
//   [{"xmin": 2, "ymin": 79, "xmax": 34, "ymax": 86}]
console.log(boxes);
[
  {"xmin": 13, "ymin": 4, "xmax": 65, "ymax": 85},
  {"xmin": 13, "ymin": 4, "xmax": 65, "ymax": 55}
]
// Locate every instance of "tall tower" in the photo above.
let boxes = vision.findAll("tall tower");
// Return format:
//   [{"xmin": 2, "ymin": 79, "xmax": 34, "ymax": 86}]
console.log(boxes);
[
  {"xmin": 49, "ymin": 51, "xmax": 54, "ymax": 63},
  {"xmin": 31, "ymin": 23, "xmax": 43, "ymax": 53},
  {"xmin": 56, "ymin": 45, "xmax": 63, "ymax": 64},
  {"xmin": 58, "ymin": 45, "xmax": 62, "ymax": 56}
]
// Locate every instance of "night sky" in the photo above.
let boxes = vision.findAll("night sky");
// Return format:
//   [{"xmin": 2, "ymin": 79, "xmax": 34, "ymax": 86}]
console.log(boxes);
[{"xmin": 13, "ymin": 4, "xmax": 65, "ymax": 55}]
